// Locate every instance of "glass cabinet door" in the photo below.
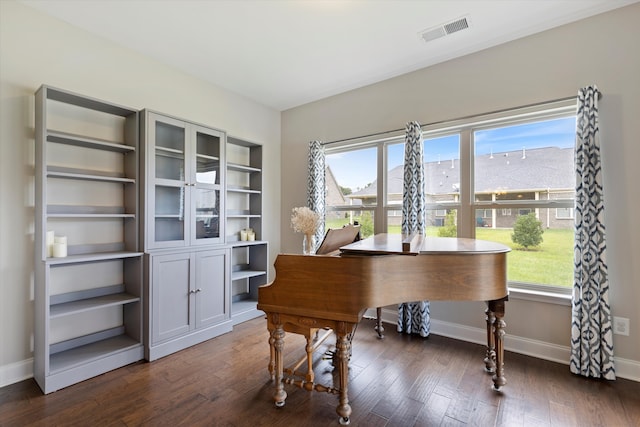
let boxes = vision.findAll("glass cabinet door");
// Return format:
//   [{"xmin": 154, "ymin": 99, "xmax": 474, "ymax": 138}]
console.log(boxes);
[
  {"xmin": 192, "ymin": 125, "xmax": 224, "ymax": 244},
  {"xmin": 151, "ymin": 116, "xmax": 188, "ymax": 247},
  {"xmin": 146, "ymin": 113, "xmax": 224, "ymax": 249}
]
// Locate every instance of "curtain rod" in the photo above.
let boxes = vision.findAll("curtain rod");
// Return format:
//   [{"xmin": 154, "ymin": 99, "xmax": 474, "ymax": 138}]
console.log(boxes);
[{"xmin": 321, "ymin": 94, "xmax": 587, "ymax": 146}]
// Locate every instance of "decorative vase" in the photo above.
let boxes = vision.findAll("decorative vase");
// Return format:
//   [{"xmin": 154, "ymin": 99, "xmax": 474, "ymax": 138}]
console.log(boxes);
[{"xmin": 303, "ymin": 233, "xmax": 315, "ymax": 255}]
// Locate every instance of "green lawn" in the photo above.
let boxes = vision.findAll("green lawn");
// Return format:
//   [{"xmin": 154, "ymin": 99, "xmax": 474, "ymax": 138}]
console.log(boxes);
[
  {"xmin": 475, "ymin": 228, "xmax": 573, "ymax": 288},
  {"xmin": 330, "ymin": 219, "xmax": 573, "ymax": 288}
]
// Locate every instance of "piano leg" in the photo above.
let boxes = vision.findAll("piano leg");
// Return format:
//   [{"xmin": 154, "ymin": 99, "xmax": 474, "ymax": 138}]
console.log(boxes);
[
  {"xmin": 375, "ymin": 307, "xmax": 385, "ymax": 339},
  {"xmin": 303, "ymin": 332, "xmax": 316, "ymax": 382},
  {"xmin": 335, "ymin": 322, "xmax": 353, "ymax": 425},
  {"xmin": 270, "ymin": 319, "xmax": 288, "ymax": 407},
  {"xmin": 484, "ymin": 305, "xmax": 496, "ymax": 373},
  {"xmin": 268, "ymin": 326, "xmax": 276, "ymax": 381},
  {"xmin": 488, "ymin": 298, "xmax": 507, "ymax": 391}
]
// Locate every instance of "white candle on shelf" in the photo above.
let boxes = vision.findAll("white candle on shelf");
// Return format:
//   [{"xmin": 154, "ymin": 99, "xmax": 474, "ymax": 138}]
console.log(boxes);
[
  {"xmin": 46, "ymin": 231, "xmax": 55, "ymax": 257},
  {"xmin": 240, "ymin": 229, "xmax": 248, "ymax": 241},
  {"xmin": 52, "ymin": 235, "xmax": 67, "ymax": 258},
  {"xmin": 52, "ymin": 242, "xmax": 67, "ymax": 258}
]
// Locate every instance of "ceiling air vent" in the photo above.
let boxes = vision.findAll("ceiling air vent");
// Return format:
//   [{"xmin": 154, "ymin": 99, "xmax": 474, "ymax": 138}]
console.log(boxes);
[{"xmin": 419, "ymin": 16, "xmax": 470, "ymax": 43}]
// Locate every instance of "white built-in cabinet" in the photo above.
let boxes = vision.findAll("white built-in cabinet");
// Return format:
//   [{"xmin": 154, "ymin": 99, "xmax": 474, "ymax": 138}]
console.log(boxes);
[
  {"xmin": 34, "ymin": 90, "xmax": 269, "ymax": 391},
  {"xmin": 140, "ymin": 111, "xmax": 233, "ymax": 361},
  {"xmin": 145, "ymin": 248, "xmax": 230, "ymax": 361},
  {"xmin": 34, "ymin": 85, "xmax": 144, "ymax": 394}
]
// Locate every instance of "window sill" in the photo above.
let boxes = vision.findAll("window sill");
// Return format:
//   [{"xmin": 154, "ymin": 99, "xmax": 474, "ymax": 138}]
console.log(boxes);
[{"xmin": 508, "ymin": 286, "xmax": 572, "ymax": 306}]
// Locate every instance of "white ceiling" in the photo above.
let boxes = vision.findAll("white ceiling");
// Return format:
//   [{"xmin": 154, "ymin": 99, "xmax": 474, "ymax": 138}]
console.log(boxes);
[{"xmin": 20, "ymin": 0, "xmax": 638, "ymax": 111}]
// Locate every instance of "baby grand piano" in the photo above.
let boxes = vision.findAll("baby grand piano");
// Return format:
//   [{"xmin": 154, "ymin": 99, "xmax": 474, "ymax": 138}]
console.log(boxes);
[{"xmin": 257, "ymin": 233, "xmax": 510, "ymax": 425}]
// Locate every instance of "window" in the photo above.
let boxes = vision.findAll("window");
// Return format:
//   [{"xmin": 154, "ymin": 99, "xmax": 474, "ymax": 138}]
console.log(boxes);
[
  {"xmin": 325, "ymin": 145, "xmax": 378, "ymax": 238},
  {"xmin": 325, "ymin": 99, "xmax": 576, "ymax": 292},
  {"xmin": 473, "ymin": 114, "xmax": 576, "ymax": 290}
]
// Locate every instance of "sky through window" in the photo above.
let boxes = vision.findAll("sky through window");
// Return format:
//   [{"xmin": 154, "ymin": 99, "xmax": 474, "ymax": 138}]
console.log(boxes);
[{"xmin": 326, "ymin": 116, "xmax": 576, "ymax": 191}]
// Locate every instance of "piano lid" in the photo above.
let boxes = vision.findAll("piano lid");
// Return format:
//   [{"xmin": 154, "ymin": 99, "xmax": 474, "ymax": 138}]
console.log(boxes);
[{"xmin": 340, "ymin": 234, "xmax": 510, "ymax": 256}]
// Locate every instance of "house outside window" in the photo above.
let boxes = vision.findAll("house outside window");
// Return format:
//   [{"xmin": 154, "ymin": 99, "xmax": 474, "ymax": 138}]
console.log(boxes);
[
  {"xmin": 325, "ymin": 145, "xmax": 378, "ymax": 238},
  {"xmin": 325, "ymin": 99, "xmax": 576, "ymax": 292},
  {"xmin": 556, "ymin": 207, "xmax": 574, "ymax": 219}
]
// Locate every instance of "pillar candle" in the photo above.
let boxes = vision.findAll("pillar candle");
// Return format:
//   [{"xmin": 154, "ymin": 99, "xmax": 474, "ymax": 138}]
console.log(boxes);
[
  {"xmin": 53, "ymin": 235, "xmax": 67, "ymax": 258},
  {"xmin": 52, "ymin": 242, "xmax": 67, "ymax": 258},
  {"xmin": 46, "ymin": 231, "xmax": 55, "ymax": 257}
]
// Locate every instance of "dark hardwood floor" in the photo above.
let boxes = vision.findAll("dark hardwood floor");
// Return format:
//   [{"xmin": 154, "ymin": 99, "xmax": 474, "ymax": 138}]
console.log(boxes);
[{"xmin": 1, "ymin": 317, "xmax": 638, "ymax": 426}]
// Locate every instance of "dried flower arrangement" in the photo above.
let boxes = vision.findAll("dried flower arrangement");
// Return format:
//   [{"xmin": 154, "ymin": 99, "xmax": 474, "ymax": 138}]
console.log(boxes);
[
  {"xmin": 290, "ymin": 206, "xmax": 320, "ymax": 254},
  {"xmin": 290, "ymin": 206, "xmax": 319, "ymax": 234}
]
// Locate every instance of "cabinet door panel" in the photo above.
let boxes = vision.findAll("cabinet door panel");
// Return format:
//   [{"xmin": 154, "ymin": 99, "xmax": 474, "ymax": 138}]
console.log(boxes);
[
  {"xmin": 195, "ymin": 250, "xmax": 228, "ymax": 329},
  {"xmin": 194, "ymin": 187, "xmax": 220, "ymax": 242},
  {"xmin": 155, "ymin": 152, "xmax": 185, "ymax": 181},
  {"xmin": 154, "ymin": 184, "xmax": 187, "ymax": 243},
  {"xmin": 192, "ymin": 125, "xmax": 224, "ymax": 245},
  {"xmin": 146, "ymin": 113, "xmax": 189, "ymax": 249},
  {"xmin": 152, "ymin": 253, "xmax": 193, "ymax": 342},
  {"xmin": 194, "ymin": 127, "xmax": 221, "ymax": 185},
  {"xmin": 144, "ymin": 113, "xmax": 224, "ymax": 249}
]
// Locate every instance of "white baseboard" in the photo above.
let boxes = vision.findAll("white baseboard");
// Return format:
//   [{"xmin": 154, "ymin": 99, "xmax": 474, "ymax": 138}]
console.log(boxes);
[
  {"xmin": 0, "ymin": 358, "xmax": 33, "ymax": 388},
  {"xmin": 365, "ymin": 308, "xmax": 640, "ymax": 382}
]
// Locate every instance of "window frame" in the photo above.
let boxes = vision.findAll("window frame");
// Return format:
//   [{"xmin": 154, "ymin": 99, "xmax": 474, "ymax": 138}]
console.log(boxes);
[{"xmin": 324, "ymin": 99, "xmax": 576, "ymax": 296}]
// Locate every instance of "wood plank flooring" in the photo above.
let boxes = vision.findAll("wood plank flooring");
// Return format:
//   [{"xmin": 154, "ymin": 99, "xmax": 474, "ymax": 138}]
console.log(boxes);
[{"xmin": 1, "ymin": 317, "xmax": 639, "ymax": 426}]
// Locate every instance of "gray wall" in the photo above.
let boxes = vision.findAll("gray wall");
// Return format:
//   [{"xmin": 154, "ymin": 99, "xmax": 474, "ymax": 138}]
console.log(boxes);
[
  {"xmin": 281, "ymin": 4, "xmax": 640, "ymax": 378},
  {"xmin": 0, "ymin": 1, "xmax": 281, "ymax": 386}
]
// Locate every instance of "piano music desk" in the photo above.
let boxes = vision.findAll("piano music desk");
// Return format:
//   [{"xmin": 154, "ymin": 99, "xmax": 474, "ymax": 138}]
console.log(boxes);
[{"xmin": 257, "ymin": 234, "xmax": 510, "ymax": 425}]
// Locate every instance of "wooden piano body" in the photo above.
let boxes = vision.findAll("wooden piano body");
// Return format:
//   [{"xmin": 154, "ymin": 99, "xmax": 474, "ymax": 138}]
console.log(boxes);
[{"xmin": 257, "ymin": 234, "xmax": 510, "ymax": 425}]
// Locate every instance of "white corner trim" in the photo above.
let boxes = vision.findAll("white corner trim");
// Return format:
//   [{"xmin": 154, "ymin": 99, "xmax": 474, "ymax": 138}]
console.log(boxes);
[
  {"xmin": 365, "ymin": 307, "xmax": 640, "ymax": 382},
  {"xmin": 0, "ymin": 358, "xmax": 33, "ymax": 388}
]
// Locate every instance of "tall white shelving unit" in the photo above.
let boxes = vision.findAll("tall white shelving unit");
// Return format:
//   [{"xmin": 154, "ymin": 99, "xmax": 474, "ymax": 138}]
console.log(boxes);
[
  {"xmin": 226, "ymin": 136, "xmax": 268, "ymax": 325},
  {"xmin": 34, "ymin": 86, "xmax": 144, "ymax": 394}
]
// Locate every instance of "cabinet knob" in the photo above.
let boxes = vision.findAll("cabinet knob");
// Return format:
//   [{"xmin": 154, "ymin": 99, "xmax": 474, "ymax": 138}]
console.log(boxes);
[
  {"xmin": 196, "ymin": 288, "xmax": 202, "ymax": 293},
  {"xmin": 189, "ymin": 289, "xmax": 197, "ymax": 294}
]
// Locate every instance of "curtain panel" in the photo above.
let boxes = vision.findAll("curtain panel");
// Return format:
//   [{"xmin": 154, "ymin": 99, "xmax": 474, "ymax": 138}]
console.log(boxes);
[
  {"xmin": 397, "ymin": 121, "xmax": 430, "ymax": 337},
  {"xmin": 570, "ymin": 85, "xmax": 615, "ymax": 380},
  {"xmin": 307, "ymin": 140, "xmax": 326, "ymax": 252}
]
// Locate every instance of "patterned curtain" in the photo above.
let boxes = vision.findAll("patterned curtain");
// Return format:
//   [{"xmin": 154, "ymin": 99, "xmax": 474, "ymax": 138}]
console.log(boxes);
[
  {"xmin": 397, "ymin": 121, "xmax": 430, "ymax": 337},
  {"xmin": 570, "ymin": 85, "xmax": 615, "ymax": 380},
  {"xmin": 307, "ymin": 140, "xmax": 325, "ymax": 252}
]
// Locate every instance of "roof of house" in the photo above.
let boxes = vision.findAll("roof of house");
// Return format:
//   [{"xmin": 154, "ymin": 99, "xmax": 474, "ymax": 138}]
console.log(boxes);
[
  {"xmin": 325, "ymin": 163, "xmax": 347, "ymax": 205},
  {"xmin": 349, "ymin": 146, "xmax": 574, "ymax": 198}
]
